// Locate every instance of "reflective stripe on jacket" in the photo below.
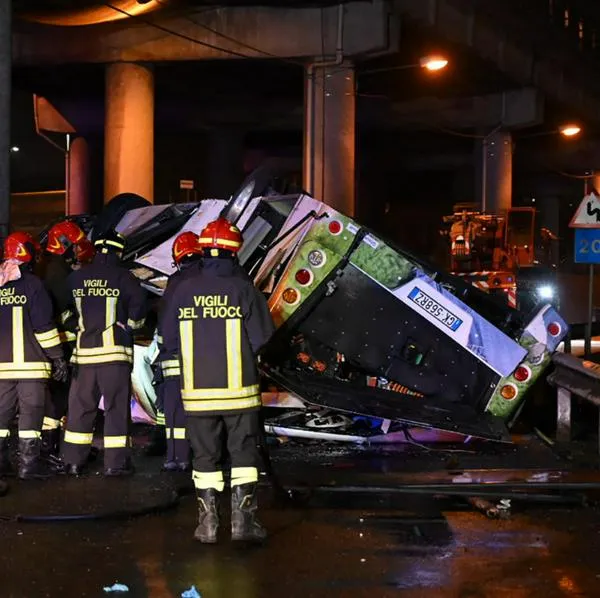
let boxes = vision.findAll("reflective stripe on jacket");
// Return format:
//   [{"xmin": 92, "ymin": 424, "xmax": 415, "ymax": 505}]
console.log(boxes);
[
  {"xmin": 0, "ymin": 270, "xmax": 63, "ymax": 379},
  {"xmin": 65, "ymin": 252, "xmax": 147, "ymax": 366},
  {"xmin": 161, "ymin": 259, "xmax": 275, "ymax": 415}
]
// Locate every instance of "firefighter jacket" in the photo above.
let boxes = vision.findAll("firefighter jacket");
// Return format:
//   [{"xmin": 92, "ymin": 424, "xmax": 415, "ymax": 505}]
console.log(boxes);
[
  {"xmin": 161, "ymin": 258, "xmax": 275, "ymax": 415},
  {"xmin": 64, "ymin": 252, "xmax": 147, "ymax": 366},
  {"xmin": 156, "ymin": 264, "xmax": 191, "ymax": 380},
  {"xmin": 0, "ymin": 269, "xmax": 64, "ymax": 380},
  {"xmin": 43, "ymin": 254, "xmax": 77, "ymax": 347}
]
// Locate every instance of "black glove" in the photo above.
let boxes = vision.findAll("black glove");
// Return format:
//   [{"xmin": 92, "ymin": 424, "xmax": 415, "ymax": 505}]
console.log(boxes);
[
  {"xmin": 152, "ymin": 364, "xmax": 164, "ymax": 387},
  {"xmin": 51, "ymin": 358, "xmax": 69, "ymax": 383}
]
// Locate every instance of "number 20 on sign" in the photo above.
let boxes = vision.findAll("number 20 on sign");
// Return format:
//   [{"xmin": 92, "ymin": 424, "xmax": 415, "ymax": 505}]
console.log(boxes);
[{"xmin": 575, "ymin": 228, "xmax": 600, "ymax": 264}]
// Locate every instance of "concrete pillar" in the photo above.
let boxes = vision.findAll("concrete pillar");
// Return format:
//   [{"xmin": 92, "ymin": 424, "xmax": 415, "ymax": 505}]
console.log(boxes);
[
  {"xmin": 476, "ymin": 130, "xmax": 513, "ymax": 213},
  {"xmin": 204, "ymin": 129, "xmax": 244, "ymax": 198},
  {"xmin": 66, "ymin": 137, "xmax": 90, "ymax": 215},
  {"xmin": 303, "ymin": 61, "xmax": 355, "ymax": 216},
  {"xmin": 0, "ymin": 0, "xmax": 11, "ymax": 237},
  {"xmin": 104, "ymin": 62, "xmax": 154, "ymax": 203}
]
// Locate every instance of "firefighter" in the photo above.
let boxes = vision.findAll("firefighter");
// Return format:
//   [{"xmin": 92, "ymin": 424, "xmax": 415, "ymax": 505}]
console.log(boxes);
[
  {"xmin": 0, "ymin": 232, "xmax": 68, "ymax": 479},
  {"xmin": 72, "ymin": 238, "xmax": 95, "ymax": 270},
  {"xmin": 60, "ymin": 229, "xmax": 147, "ymax": 476},
  {"xmin": 155, "ymin": 231, "xmax": 202, "ymax": 471},
  {"xmin": 40, "ymin": 220, "xmax": 86, "ymax": 458},
  {"xmin": 161, "ymin": 217, "xmax": 275, "ymax": 543}
]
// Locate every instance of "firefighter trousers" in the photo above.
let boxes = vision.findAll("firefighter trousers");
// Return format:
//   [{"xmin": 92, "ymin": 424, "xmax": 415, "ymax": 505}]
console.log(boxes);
[
  {"xmin": 0, "ymin": 381, "xmax": 48, "ymax": 440},
  {"xmin": 62, "ymin": 363, "xmax": 132, "ymax": 469},
  {"xmin": 162, "ymin": 378, "xmax": 190, "ymax": 463},
  {"xmin": 44, "ymin": 345, "xmax": 72, "ymax": 432},
  {"xmin": 188, "ymin": 410, "xmax": 261, "ymax": 492}
]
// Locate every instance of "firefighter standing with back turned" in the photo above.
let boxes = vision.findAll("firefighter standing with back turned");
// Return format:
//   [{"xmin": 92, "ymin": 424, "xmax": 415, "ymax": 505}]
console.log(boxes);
[
  {"xmin": 0, "ymin": 232, "xmax": 68, "ymax": 479},
  {"xmin": 40, "ymin": 220, "xmax": 87, "ymax": 459},
  {"xmin": 161, "ymin": 217, "xmax": 275, "ymax": 543},
  {"xmin": 154, "ymin": 231, "xmax": 202, "ymax": 471},
  {"xmin": 60, "ymin": 229, "xmax": 147, "ymax": 476}
]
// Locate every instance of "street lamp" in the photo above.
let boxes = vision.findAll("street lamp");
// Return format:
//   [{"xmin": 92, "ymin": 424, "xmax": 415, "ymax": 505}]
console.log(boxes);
[
  {"xmin": 559, "ymin": 124, "xmax": 581, "ymax": 137},
  {"xmin": 10, "ymin": 146, "xmax": 19, "ymax": 153},
  {"xmin": 420, "ymin": 56, "xmax": 449, "ymax": 72},
  {"xmin": 361, "ymin": 55, "xmax": 450, "ymax": 76}
]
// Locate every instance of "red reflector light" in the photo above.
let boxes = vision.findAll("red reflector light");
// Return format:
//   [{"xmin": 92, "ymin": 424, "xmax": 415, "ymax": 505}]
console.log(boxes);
[
  {"xmin": 547, "ymin": 322, "xmax": 561, "ymax": 337},
  {"xmin": 295, "ymin": 268, "xmax": 312, "ymax": 286},
  {"xmin": 328, "ymin": 220, "xmax": 342, "ymax": 235},
  {"xmin": 514, "ymin": 365, "xmax": 531, "ymax": 382},
  {"xmin": 282, "ymin": 288, "xmax": 299, "ymax": 304},
  {"xmin": 500, "ymin": 384, "xmax": 518, "ymax": 400}
]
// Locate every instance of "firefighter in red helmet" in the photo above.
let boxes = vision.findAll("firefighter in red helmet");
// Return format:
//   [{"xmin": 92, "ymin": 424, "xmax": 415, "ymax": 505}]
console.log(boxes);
[
  {"xmin": 0, "ymin": 232, "xmax": 67, "ymax": 479},
  {"xmin": 72, "ymin": 238, "xmax": 95, "ymax": 270},
  {"xmin": 40, "ymin": 220, "xmax": 86, "ymax": 458},
  {"xmin": 161, "ymin": 217, "xmax": 275, "ymax": 543},
  {"xmin": 154, "ymin": 231, "xmax": 202, "ymax": 471}
]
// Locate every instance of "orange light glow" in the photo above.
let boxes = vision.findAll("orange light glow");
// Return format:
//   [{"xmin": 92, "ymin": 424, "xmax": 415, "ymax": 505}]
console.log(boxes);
[
  {"xmin": 420, "ymin": 56, "xmax": 449, "ymax": 72},
  {"xmin": 21, "ymin": 0, "xmax": 163, "ymax": 27},
  {"xmin": 559, "ymin": 124, "xmax": 581, "ymax": 137}
]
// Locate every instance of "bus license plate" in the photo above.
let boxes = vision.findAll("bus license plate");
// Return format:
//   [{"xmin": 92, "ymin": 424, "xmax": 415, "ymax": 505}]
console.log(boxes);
[{"xmin": 408, "ymin": 287, "xmax": 463, "ymax": 331}]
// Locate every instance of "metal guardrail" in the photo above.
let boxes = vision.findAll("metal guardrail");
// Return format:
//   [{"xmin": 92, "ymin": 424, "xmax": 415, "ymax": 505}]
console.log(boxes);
[{"xmin": 547, "ymin": 352, "xmax": 600, "ymax": 453}]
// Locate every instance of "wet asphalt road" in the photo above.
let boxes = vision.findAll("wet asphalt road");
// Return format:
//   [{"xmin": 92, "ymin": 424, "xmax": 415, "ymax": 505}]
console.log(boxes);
[
  {"xmin": 2, "ymin": 488, "xmax": 600, "ymax": 598},
  {"xmin": 2, "ymin": 439, "xmax": 600, "ymax": 598}
]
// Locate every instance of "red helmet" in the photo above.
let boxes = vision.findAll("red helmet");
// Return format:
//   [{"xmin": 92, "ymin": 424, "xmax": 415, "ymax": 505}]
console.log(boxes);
[
  {"xmin": 74, "ymin": 238, "xmax": 95, "ymax": 265},
  {"xmin": 46, "ymin": 221, "xmax": 85, "ymax": 256},
  {"xmin": 4, "ymin": 231, "xmax": 39, "ymax": 263},
  {"xmin": 198, "ymin": 218, "xmax": 243, "ymax": 254},
  {"xmin": 172, "ymin": 231, "xmax": 202, "ymax": 266}
]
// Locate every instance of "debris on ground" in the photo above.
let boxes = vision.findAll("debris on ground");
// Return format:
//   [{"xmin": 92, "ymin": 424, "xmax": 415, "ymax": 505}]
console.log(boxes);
[
  {"xmin": 103, "ymin": 583, "xmax": 130, "ymax": 593},
  {"xmin": 181, "ymin": 585, "xmax": 202, "ymax": 598}
]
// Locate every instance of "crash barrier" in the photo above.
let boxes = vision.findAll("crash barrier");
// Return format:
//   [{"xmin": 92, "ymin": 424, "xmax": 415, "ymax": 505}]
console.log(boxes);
[
  {"xmin": 547, "ymin": 352, "xmax": 600, "ymax": 453},
  {"xmin": 561, "ymin": 321, "xmax": 600, "ymax": 354}
]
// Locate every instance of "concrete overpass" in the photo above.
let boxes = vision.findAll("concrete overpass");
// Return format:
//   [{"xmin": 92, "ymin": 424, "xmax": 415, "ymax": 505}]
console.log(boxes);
[{"xmin": 4, "ymin": 0, "xmax": 600, "ymax": 238}]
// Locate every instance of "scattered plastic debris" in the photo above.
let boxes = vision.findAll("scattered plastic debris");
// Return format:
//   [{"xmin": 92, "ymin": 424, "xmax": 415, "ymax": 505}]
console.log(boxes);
[
  {"xmin": 181, "ymin": 586, "xmax": 202, "ymax": 598},
  {"xmin": 103, "ymin": 583, "xmax": 129, "ymax": 593}
]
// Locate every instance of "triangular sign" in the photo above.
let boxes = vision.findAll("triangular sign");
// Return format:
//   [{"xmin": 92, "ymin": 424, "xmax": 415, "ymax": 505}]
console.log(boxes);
[{"xmin": 569, "ymin": 192, "xmax": 600, "ymax": 228}]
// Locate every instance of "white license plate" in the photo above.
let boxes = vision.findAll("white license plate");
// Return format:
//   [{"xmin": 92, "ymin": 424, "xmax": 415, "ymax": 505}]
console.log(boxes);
[{"xmin": 408, "ymin": 287, "xmax": 463, "ymax": 331}]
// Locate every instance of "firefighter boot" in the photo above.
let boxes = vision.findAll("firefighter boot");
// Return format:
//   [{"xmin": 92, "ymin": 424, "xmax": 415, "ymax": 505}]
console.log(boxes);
[
  {"xmin": 0, "ymin": 436, "xmax": 15, "ymax": 477},
  {"xmin": 18, "ymin": 438, "xmax": 52, "ymax": 480},
  {"xmin": 194, "ymin": 488, "xmax": 220, "ymax": 544},
  {"xmin": 231, "ymin": 483, "xmax": 267, "ymax": 543},
  {"xmin": 41, "ymin": 428, "xmax": 61, "ymax": 460}
]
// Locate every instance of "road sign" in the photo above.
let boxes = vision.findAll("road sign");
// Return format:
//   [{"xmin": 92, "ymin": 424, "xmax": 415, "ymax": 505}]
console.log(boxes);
[
  {"xmin": 180, "ymin": 179, "xmax": 194, "ymax": 190},
  {"xmin": 574, "ymin": 228, "xmax": 600, "ymax": 264},
  {"xmin": 570, "ymin": 193, "xmax": 600, "ymax": 228}
]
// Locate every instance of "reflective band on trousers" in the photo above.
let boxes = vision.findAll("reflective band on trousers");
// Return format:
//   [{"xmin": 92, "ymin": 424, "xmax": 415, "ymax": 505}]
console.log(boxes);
[
  {"xmin": 18, "ymin": 430, "xmax": 41, "ymax": 439},
  {"xmin": 64, "ymin": 430, "xmax": 93, "ymax": 445},
  {"xmin": 104, "ymin": 435, "xmax": 128, "ymax": 449},
  {"xmin": 193, "ymin": 470, "xmax": 224, "ymax": 492},
  {"xmin": 0, "ymin": 429, "xmax": 9, "ymax": 438},
  {"xmin": 166, "ymin": 427, "xmax": 186, "ymax": 440},
  {"xmin": 231, "ymin": 466, "xmax": 258, "ymax": 487},
  {"xmin": 43, "ymin": 417, "xmax": 61, "ymax": 431}
]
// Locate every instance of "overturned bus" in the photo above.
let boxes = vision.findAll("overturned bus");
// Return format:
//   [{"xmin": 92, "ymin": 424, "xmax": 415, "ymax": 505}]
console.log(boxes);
[{"xmin": 82, "ymin": 170, "xmax": 567, "ymax": 444}]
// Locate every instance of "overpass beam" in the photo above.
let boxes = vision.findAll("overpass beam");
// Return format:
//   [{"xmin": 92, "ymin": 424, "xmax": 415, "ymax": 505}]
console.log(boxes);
[
  {"xmin": 104, "ymin": 62, "xmax": 154, "ymax": 203},
  {"xmin": 303, "ymin": 61, "xmax": 356, "ymax": 216}
]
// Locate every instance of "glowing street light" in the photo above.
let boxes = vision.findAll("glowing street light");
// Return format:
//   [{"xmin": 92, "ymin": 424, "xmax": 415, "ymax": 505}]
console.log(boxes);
[
  {"xmin": 361, "ymin": 55, "xmax": 450, "ymax": 77},
  {"xmin": 559, "ymin": 124, "xmax": 582, "ymax": 138},
  {"xmin": 10, "ymin": 146, "xmax": 19, "ymax": 152},
  {"xmin": 420, "ymin": 56, "xmax": 449, "ymax": 72}
]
